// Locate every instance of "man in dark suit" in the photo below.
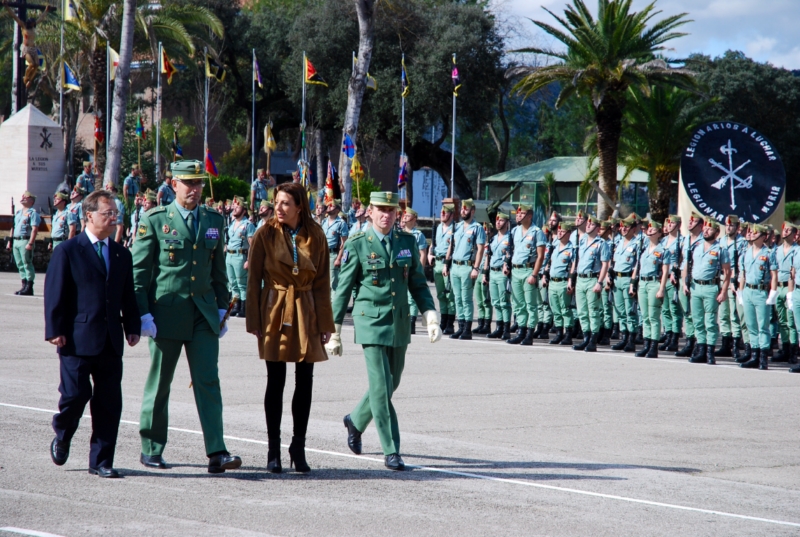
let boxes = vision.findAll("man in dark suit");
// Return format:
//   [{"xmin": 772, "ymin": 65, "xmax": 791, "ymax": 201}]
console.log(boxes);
[{"xmin": 45, "ymin": 190, "xmax": 141, "ymax": 478}]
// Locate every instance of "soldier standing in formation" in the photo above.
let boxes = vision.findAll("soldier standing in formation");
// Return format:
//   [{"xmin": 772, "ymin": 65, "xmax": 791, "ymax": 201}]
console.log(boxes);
[
  {"xmin": 75, "ymin": 161, "xmax": 96, "ymax": 194},
  {"xmin": 49, "ymin": 192, "xmax": 70, "ymax": 250},
  {"xmin": 675, "ymin": 213, "xmax": 705, "ymax": 358},
  {"xmin": 571, "ymin": 216, "xmax": 611, "ymax": 352},
  {"xmin": 545, "ymin": 221, "xmax": 576, "ymax": 345},
  {"xmin": 473, "ymin": 220, "xmax": 494, "ymax": 334},
  {"xmin": 226, "ymin": 196, "xmax": 256, "ymax": 318},
  {"xmin": 321, "ymin": 200, "xmax": 349, "ymax": 299},
  {"xmin": 610, "ymin": 215, "xmax": 639, "ymax": 352},
  {"xmin": 632, "ymin": 220, "xmax": 669, "ymax": 358},
  {"xmin": 483, "ymin": 211, "xmax": 513, "ymax": 339},
  {"xmin": 157, "ymin": 171, "xmax": 176, "ymax": 207},
  {"xmin": 401, "ymin": 208, "xmax": 429, "ymax": 333},
  {"xmin": 429, "ymin": 204, "xmax": 456, "ymax": 334},
  {"xmin": 738, "ymin": 224, "xmax": 778, "ymax": 369},
  {"xmin": 122, "ymin": 164, "xmax": 141, "ymax": 206},
  {"xmin": 659, "ymin": 215, "xmax": 683, "ymax": 352},
  {"xmin": 8, "ymin": 191, "xmax": 40, "ymax": 296},
  {"xmin": 506, "ymin": 202, "xmax": 546, "ymax": 345},
  {"xmin": 716, "ymin": 215, "xmax": 745, "ymax": 358},
  {"xmin": 773, "ymin": 223, "xmax": 797, "ymax": 362},
  {"xmin": 67, "ymin": 188, "xmax": 85, "ymax": 238}
]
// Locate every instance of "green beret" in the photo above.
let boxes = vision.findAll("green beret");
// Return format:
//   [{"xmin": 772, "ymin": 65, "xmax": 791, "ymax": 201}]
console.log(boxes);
[
  {"xmin": 172, "ymin": 159, "xmax": 205, "ymax": 179},
  {"xmin": 517, "ymin": 203, "xmax": 532, "ymax": 212},
  {"xmin": 703, "ymin": 218, "xmax": 720, "ymax": 230},
  {"xmin": 234, "ymin": 195, "xmax": 246, "ymax": 206},
  {"xmin": 725, "ymin": 214, "xmax": 739, "ymax": 225},
  {"xmin": 405, "ymin": 208, "xmax": 418, "ymax": 217},
  {"xmin": 667, "ymin": 214, "xmax": 682, "ymax": 224},
  {"xmin": 496, "ymin": 211, "xmax": 510, "ymax": 220},
  {"xmin": 54, "ymin": 192, "xmax": 69, "ymax": 201},
  {"xmin": 260, "ymin": 199, "xmax": 273, "ymax": 209},
  {"xmin": 752, "ymin": 224, "xmax": 768, "ymax": 233},
  {"xmin": 599, "ymin": 220, "xmax": 613, "ymax": 229},
  {"xmin": 559, "ymin": 222, "xmax": 576, "ymax": 232},
  {"xmin": 370, "ymin": 191, "xmax": 400, "ymax": 208},
  {"xmin": 462, "ymin": 199, "xmax": 475, "ymax": 209},
  {"xmin": 145, "ymin": 189, "xmax": 157, "ymax": 202},
  {"xmin": 621, "ymin": 214, "xmax": 637, "ymax": 226},
  {"xmin": 587, "ymin": 215, "xmax": 601, "ymax": 225},
  {"xmin": 441, "ymin": 204, "xmax": 455, "ymax": 213},
  {"xmin": 647, "ymin": 220, "xmax": 663, "ymax": 230},
  {"xmin": 22, "ymin": 190, "xmax": 36, "ymax": 200}
]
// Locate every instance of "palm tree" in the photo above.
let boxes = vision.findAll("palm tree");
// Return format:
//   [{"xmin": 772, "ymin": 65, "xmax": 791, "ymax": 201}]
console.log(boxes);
[{"xmin": 509, "ymin": 0, "xmax": 695, "ymax": 219}]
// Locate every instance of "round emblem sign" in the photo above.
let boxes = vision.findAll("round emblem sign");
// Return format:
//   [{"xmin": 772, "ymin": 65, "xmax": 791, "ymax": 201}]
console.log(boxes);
[{"xmin": 681, "ymin": 121, "xmax": 785, "ymax": 223}]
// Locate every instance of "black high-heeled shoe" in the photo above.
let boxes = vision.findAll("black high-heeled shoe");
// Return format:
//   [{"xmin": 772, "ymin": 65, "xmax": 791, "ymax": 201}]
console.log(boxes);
[
  {"xmin": 288, "ymin": 437, "xmax": 310, "ymax": 473},
  {"xmin": 267, "ymin": 451, "xmax": 282, "ymax": 474}
]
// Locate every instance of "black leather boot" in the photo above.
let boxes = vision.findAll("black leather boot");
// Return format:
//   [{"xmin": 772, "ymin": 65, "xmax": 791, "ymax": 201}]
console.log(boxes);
[
  {"xmin": 635, "ymin": 339, "xmax": 651, "ymax": 357},
  {"xmin": 501, "ymin": 322, "xmax": 512, "ymax": 340},
  {"xmin": 574, "ymin": 321, "xmax": 584, "ymax": 340},
  {"xmin": 473, "ymin": 319, "xmax": 486, "ymax": 334},
  {"xmin": 479, "ymin": 319, "xmax": 492, "ymax": 334},
  {"xmin": 538, "ymin": 322, "xmax": 553, "ymax": 339},
  {"xmin": 735, "ymin": 343, "xmax": 752, "ymax": 363},
  {"xmin": 658, "ymin": 331, "xmax": 668, "ymax": 344},
  {"xmin": 789, "ymin": 345, "xmax": 799, "ymax": 365},
  {"xmin": 675, "ymin": 336, "xmax": 695, "ymax": 357},
  {"xmin": 689, "ymin": 343, "xmax": 707, "ymax": 363},
  {"xmin": 530, "ymin": 322, "xmax": 543, "ymax": 339},
  {"xmin": 610, "ymin": 323, "xmax": 620, "ymax": 340},
  {"xmin": 487, "ymin": 321, "xmax": 504, "ymax": 339},
  {"xmin": 623, "ymin": 332, "xmax": 637, "ymax": 353},
  {"xmin": 507, "ymin": 327, "xmax": 527, "ymax": 345},
  {"xmin": 584, "ymin": 332, "xmax": 598, "ymax": 352},
  {"xmin": 634, "ymin": 326, "xmax": 644, "ymax": 344},
  {"xmin": 459, "ymin": 322, "xmax": 473, "ymax": 340},
  {"xmin": 646, "ymin": 339, "xmax": 659, "ymax": 358},
  {"xmin": 706, "ymin": 345, "xmax": 715, "ymax": 365},
  {"xmin": 549, "ymin": 327, "xmax": 564, "ymax": 345},
  {"xmin": 520, "ymin": 326, "xmax": 535, "ymax": 346},
  {"xmin": 236, "ymin": 299, "xmax": 246, "ymax": 317},
  {"xmin": 508, "ymin": 320, "xmax": 519, "ymax": 333},
  {"xmin": 658, "ymin": 331, "xmax": 673, "ymax": 351},
  {"xmin": 288, "ymin": 437, "xmax": 310, "ymax": 473},
  {"xmin": 716, "ymin": 335, "xmax": 733, "ymax": 357},
  {"xmin": 666, "ymin": 332, "xmax": 679, "ymax": 352},
  {"xmin": 759, "ymin": 349, "xmax": 769, "ymax": 370},
  {"xmin": 410, "ymin": 316, "xmax": 417, "ymax": 335},
  {"xmin": 549, "ymin": 323, "xmax": 558, "ymax": 334},
  {"xmin": 771, "ymin": 337, "xmax": 778, "ymax": 350},
  {"xmin": 773, "ymin": 342, "xmax": 790, "ymax": 363},
  {"xmin": 267, "ymin": 438, "xmax": 282, "ymax": 474},
  {"xmin": 611, "ymin": 331, "xmax": 629, "ymax": 351},
  {"xmin": 230, "ymin": 299, "xmax": 241, "ymax": 317},
  {"xmin": 597, "ymin": 327, "xmax": 611, "ymax": 346},
  {"xmin": 439, "ymin": 314, "xmax": 447, "ymax": 331},
  {"xmin": 450, "ymin": 320, "xmax": 465, "ymax": 339},
  {"xmin": 444, "ymin": 314, "xmax": 456, "ymax": 335},
  {"xmin": 20, "ymin": 281, "xmax": 33, "ymax": 296},
  {"xmin": 560, "ymin": 327, "xmax": 574, "ymax": 346},
  {"xmin": 740, "ymin": 348, "xmax": 760, "ymax": 369},
  {"xmin": 14, "ymin": 279, "xmax": 27, "ymax": 295},
  {"xmin": 573, "ymin": 331, "xmax": 591, "ymax": 351}
]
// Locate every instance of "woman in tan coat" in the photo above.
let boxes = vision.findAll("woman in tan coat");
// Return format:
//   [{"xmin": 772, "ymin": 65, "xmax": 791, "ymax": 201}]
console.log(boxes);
[{"xmin": 246, "ymin": 182, "xmax": 335, "ymax": 473}]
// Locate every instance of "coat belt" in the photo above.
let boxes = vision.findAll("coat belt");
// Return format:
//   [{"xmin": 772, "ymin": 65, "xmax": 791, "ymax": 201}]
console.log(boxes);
[{"xmin": 270, "ymin": 282, "xmax": 314, "ymax": 359}]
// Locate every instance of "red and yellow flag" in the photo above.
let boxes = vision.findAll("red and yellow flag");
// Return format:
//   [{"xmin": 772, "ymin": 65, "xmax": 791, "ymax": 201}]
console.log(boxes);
[
  {"xmin": 161, "ymin": 49, "xmax": 176, "ymax": 85},
  {"xmin": 304, "ymin": 57, "xmax": 327, "ymax": 87}
]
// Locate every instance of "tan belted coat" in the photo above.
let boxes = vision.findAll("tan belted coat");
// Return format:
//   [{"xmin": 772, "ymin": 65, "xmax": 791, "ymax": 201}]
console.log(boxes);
[{"xmin": 246, "ymin": 221, "xmax": 335, "ymax": 362}]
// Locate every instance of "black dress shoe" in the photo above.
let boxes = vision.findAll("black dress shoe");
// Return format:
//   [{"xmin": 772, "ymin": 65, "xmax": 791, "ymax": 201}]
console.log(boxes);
[
  {"xmin": 208, "ymin": 452, "xmax": 242, "ymax": 474},
  {"xmin": 50, "ymin": 437, "xmax": 69, "ymax": 466},
  {"xmin": 88, "ymin": 466, "xmax": 120, "ymax": 478},
  {"xmin": 384, "ymin": 453, "xmax": 405, "ymax": 471},
  {"xmin": 140, "ymin": 453, "xmax": 167, "ymax": 469},
  {"xmin": 343, "ymin": 414, "xmax": 362, "ymax": 455}
]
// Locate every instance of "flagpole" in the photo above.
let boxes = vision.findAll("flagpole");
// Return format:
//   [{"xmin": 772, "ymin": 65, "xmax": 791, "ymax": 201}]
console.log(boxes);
[
  {"xmin": 251, "ymin": 48, "xmax": 256, "ymax": 186},
  {"xmin": 155, "ymin": 42, "xmax": 162, "ymax": 181},
  {"xmin": 59, "ymin": 8, "xmax": 64, "ymax": 127},
  {"xmin": 204, "ymin": 47, "xmax": 209, "ymax": 159},
  {"xmin": 301, "ymin": 51, "xmax": 306, "ymax": 165},
  {"xmin": 450, "ymin": 53, "xmax": 456, "ymax": 198},
  {"xmin": 401, "ymin": 53, "xmax": 406, "ymax": 199},
  {"xmin": 267, "ymin": 120, "xmax": 272, "ymax": 175},
  {"xmin": 105, "ymin": 43, "xmax": 110, "ymax": 166}
]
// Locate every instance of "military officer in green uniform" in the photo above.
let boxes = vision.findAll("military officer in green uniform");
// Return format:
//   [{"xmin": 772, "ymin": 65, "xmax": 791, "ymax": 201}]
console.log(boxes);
[
  {"xmin": 658, "ymin": 215, "xmax": 683, "ymax": 352},
  {"xmin": 49, "ymin": 192, "xmax": 70, "ymax": 250},
  {"xmin": 327, "ymin": 191, "xmax": 440, "ymax": 471},
  {"xmin": 8, "ymin": 191, "xmax": 40, "ymax": 296},
  {"xmin": 401, "ymin": 208, "xmax": 428, "ymax": 333},
  {"xmin": 738, "ymin": 224, "xmax": 778, "ymax": 370},
  {"xmin": 572, "ymin": 215, "xmax": 611, "ymax": 352},
  {"xmin": 506, "ymin": 202, "xmax": 546, "ymax": 345},
  {"xmin": 75, "ymin": 161, "xmax": 96, "ymax": 194},
  {"xmin": 610, "ymin": 215, "xmax": 640, "ymax": 352},
  {"xmin": 123, "ymin": 164, "xmax": 142, "ymax": 206},
  {"xmin": 772, "ymin": 223, "xmax": 798, "ymax": 363},
  {"xmin": 226, "ymin": 196, "xmax": 256, "ymax": 317},
  {"xmin": 321, "ymin": 199, "xmax": 349, "ymax": 298},
  {"xmin": 132, "ymin": 159, "xmax": 242, "ymax": 474},
  {"xmin": 632, "ymin": 221, "xmax": 669, "ymax": 358},
  {"xmin": 442, "ymin": 199, "xmax": 486, "ymax": 340},
  {"xmin": 482, "ymin": 211, "xmax": 513, "ymax": 339},
  {"xmin": 429, "ymin": 204, "xmax": 456, "ymax": 333},
  {"xmin": 545, "ymin": 221, "xmax": 576, "ymax": 345},
  {"xmin": 675, "ymin": 212, "xmax": 705, "ymax": 357}
]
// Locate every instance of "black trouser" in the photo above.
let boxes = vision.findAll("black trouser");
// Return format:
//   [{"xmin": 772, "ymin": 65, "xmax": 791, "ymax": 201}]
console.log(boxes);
[
  {"xmin": 52, "ymin": 336, "xmax": 123, "ymax": 469},
  {"xmin": 264, "ymin": 361, "xmax": 314, "ymax": 445}
]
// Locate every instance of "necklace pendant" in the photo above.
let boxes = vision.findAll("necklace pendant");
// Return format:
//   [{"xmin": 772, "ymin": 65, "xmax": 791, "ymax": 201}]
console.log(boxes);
[{"xmin": 292, "ymin": 265, "xmax": 299, "ymax": 275}]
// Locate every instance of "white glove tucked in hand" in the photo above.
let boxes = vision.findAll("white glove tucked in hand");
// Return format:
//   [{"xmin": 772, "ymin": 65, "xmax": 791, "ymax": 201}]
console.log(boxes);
[
  {"xmin": 421, "ymin": 310, "xmax": 442, "ymax": 343},
  {"xmin": 218, "ymin": 309, "xmax": 228, "ymax": 338},
  {"xmin": 737, "ymin": 292, "xmax": 743, "ymax": 306},
  {"xmin": 766, "ymin": 289, "xmax": 778, "ymax": 306},
  {"xmin": 788, "ymin": 295, "xmax": 794, "ymax": 311},
  {"xmin": 140, "ymin": 313, "xmax": 157, "ymax": 339},
  {"xmin": 325, "ymin": 324, "xmax": 343, "ymax": 356}
]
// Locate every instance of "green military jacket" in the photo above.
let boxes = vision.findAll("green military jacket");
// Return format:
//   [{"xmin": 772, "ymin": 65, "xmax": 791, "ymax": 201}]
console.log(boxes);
[
  {"xmin": 333, "ymin": 227, "xmax": 435, "ymax": 347},
  {"xmin": 132, "ymin": 201, "xmax": 229, "ymax": 340}
]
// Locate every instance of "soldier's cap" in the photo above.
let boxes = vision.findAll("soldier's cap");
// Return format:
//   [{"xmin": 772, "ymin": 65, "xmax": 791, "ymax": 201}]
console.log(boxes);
[
  {"xmin": 751, "ymin": 224, "xmax": 768, "ymax": 234},
  {"xmin": 82, "ymin": 161, "xmax": 91, "ymax": 167},
  {"xmin": 558, "ymin": 222, "xmax": 576, "ymax": 232},
  {"xmin": 516, "ymin": 202, "xmax": 532, "ymax": 212},
  {"xmin": 620, "ymin": 214, "xmax": 638, "ymax": 226},
  {"xmin": 783, "ymin": 221, "xmax": 797, "ymax": 231},
  {"xmin": 648, "ymin": 220, "xmax": 663, "ymax": 230},
  {"xmin": 257, "ymin": 168, "xmax": 265, "ymax": 175},
  {"xmin": 586, "ymin": 215, "xmax": 601, "ymax": 225},
  {"xmin": 704, "ymin": 218, "xmax": 721, "ymax": 230},
  {"xmin": 667, "ymin": 214, "xmax": 682, "ymax": 223},
  {"xmin": 330, "ymin": 199, "xmax": 342, "ymax": 208},
  {"xmin": 145, "ymin": 189, "xmax": 157, "ymax": 202},
  {"xmin": 690, "ymin": 211, "xmax": 703, "ymax": 221},
  {"xmin": 71, "ymin": 187, "xmax": 86, "ymax": 197},
  {"xmin": 765, "ymin": 224, "xmax": 775, "ymax": 232},
  {"xmin": 165, "ymin": 170, "xmax": 173, "ymax": 178},
  {"xmin": 54, "ymin": 192, "xmax": 69, "ymax": 201},
  {"xmin": 462, "ymin": 199, "xmax": 475, "ymax": 209},
  {"xmin": 370, "ymin": 191, "xmax": 400, "ymax": 208},
  {"xmin": 576, "ymin": 209, "xmax": 585, "ymax": 218},
  {"xmin": 233, "ymin": 195, "xmax": 246, "ymax": 206},
  {"xmin": 355, "ymin": 207, "xmax": 366, "ymax": 218},
  {"xmin": 599, "ymin": 220, "xmax": 613, "ymax": 229},
  {"xmin": 496, "ymin": 211, "xmax": 510, "ymax": 220},
  {"xmin": 405, "ymin": 208, "xmax": 418, "ymax": 217},
  {"xmin": 104, "ymin": 181, "xmax": 117, "ymax": 191},
  {"xmin": 725, "ymin": 214, "xmax": 739, "ymax": 225},
  {"xmin": 171, "ymin": 159, "xmax": 205, "ymax": 180},
  {"xmin": 131, "ymin": 164, "xmax": 140, "ymax": 171},
  {"xmin": 21, "ymin": 190, "xmax": 36, "ymax": 200},
  {"xmin": 260, "ymin": 199, "xmax": 273, "ymax": 209},
  {"xmin": 441, "ymin": 204, "xmax": 455, "ymax": 213},
  {"xmin": 608, "ymin": 217, "xmax": 620, "ymax": 225}
]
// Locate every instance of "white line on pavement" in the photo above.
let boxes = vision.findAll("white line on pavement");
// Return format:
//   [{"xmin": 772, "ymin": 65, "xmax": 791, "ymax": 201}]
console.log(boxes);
[
  {"xmin": 0, "ymin": 527, "xmax": 67, "ymax": 537},
  {"xmin": 2, "ymin": 401, "xmax": 799, "ymax": 529}
]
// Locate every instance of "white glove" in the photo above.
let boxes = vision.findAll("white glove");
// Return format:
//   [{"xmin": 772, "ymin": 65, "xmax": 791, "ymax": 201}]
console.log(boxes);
[
  {"xmin": 422, "ymin": 310, "xmax": 442, "ymax": 343},
  {"xmin": 325, "ymin": 324, "xmax": 343, "ymax": 356},
  {"xmin": 218, "ymin": 309, "xmax": 228, "ymax": 338},
  {"xmin": 736, "ymin": 292, "xmax": 743, "ymax": 306},
  {"xmin": 766, "ymin": 290, "xmax": 778, "ymax": 306},
  {"xmin": 788, "ymin": 295, "xmax": 794, "ymax": 311},
  {"xmin": 140, "ymin": 313, "xmax": 157, "ymax": 339}
]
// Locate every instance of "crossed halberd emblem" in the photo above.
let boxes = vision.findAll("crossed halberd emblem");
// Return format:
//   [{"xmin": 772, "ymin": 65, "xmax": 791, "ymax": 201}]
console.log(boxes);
[{"xmin": 709, "ymin": 139, "xmax": 752, "ymax": 210}]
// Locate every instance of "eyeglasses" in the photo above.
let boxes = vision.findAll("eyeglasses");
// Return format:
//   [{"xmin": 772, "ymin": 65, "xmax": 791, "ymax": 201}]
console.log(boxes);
[
  {"xmin": 176, "ymin": 180, "xmax": 205, "ymax": 188},
  {"xmin": 94, "ymin": 210, "xmax": 120, "ymax": 218}
]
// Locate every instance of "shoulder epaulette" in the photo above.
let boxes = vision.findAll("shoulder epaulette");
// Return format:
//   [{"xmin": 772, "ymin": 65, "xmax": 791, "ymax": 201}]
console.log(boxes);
[
  {"xmin": 149, "ymin": 206, "xmax": 167, "ymax": 214},
  {"xmin": 349, "ymin": 231, "xmax": 366, "ymax": 239}
]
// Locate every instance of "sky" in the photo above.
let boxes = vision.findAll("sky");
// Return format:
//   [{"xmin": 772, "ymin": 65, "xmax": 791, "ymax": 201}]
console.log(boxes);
[{"xmin": 495, "ymin": 0, "xmax": 800, "ymax": 70}]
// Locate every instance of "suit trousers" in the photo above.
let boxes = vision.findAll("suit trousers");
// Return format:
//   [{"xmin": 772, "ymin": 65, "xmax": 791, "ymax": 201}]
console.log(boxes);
[
  {"xmin": 432, "ymin": 262, "xmax": 455, "ymax": 315},
  {"xmin": 351, "ymin": 345, "xmax": 406, "ymax": 456},
  {"xmin": 140, "ymin": 309, "xmax": 227, "ymax": 457},
  {"xmin": 52, "ymin": 336, "xmax": 123, "ymax": 469},
  {"xmin": 225, "ymin": 252, "xmax": 248, "ymax": 299},
  {"xmin": 450, "ymin": 264, "xmax": 476, "ymax": 321}
]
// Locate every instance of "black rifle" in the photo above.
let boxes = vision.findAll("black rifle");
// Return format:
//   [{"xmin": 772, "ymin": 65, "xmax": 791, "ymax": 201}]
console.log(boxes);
[
  {"xmin": 685, "ymin": 237, "xmax": 698, "ymax": 315},
  {"xmin": 629, "ymin": 236, "xmax": 644, "ymax": 315},
  {"xmin": 7, "ymin": 197, "xmax": 16, "ymax": 260},
  {"xmin": 607, "ymin": 237, "xmax": 618, "ymax": 305},
  {"xmin": 541, "ymin": 235, "xmax": 556, "ymax": 305},
  {"xmin": 731, "ymin": 236, "xmax": 741, "ymax": 299},
  {"xmin": 671, "ymin": 234, "xmax": 683, "ymax": 305}
]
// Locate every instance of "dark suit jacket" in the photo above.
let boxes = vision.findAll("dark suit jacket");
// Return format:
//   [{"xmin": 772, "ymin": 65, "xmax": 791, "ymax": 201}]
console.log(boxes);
[{"xmin": 44, "ymin": 232, "xmax": 141, "ymax": 357}]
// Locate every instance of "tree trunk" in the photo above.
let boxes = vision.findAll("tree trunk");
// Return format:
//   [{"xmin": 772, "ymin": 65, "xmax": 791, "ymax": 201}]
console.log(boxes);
[
  {"xmin": 485, "ymin": 89, "xmax": 510, "ymax": 173},
  {"xmin": 103, "ymin": 0, "xmax": 136, "ymax": 187},
  {"xmin": 650, "ymin": 169, "xmax": 675, "ymax": 223},
  {"xmin": 594, "ymin": 98, "xmax": 624, "ymax": 220},
  {"xmin": 338, "ymin": 0, "xmax": 376, "ymax": 211},
  {"xmin": 90, "ymin": 44, "xmax": 107, "ymax": 185},
  {"xmin": 407, "ymin": 139, "xmax": 473, "ymax": 200}
]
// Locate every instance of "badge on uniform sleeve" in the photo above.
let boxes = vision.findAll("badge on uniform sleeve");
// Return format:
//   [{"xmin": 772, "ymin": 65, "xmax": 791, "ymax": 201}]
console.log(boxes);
[
  {"xmin": 162, "ymin": 224, "xmax": 170, "ymax": 233},
  {"xmin": 138, "ymin": 224, "xmax": 147, "ymax": 237},
  {"xmin": 342, "ymin": 249, "xmax": 350, "ymax": 263}
]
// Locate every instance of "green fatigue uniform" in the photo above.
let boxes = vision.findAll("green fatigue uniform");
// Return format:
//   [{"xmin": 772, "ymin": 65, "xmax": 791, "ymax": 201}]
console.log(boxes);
[
  {"xmin": 660, "ymin": 234, "xmax": 684, "ymax": 335},
  {"xmin": 123, "ymin": 173, "xmax": 141, "ymax": 199},
  {"xmin": 740, "ymin": 245, "xmax": 777, "ymax": 350},
  {"xmin": 509, "ymin": 224, "xmax": 547, "ymax": 328},
  {"xmin": 575, "ymin": 234, "xmax": 611, "ymax": 334},
  {"xmin": 538, "ymin": 230, "xmax": 554, "ymax": 326},
  {"xmin": 332, "ymin": 226, "xmax": 435, "ymax": 456},
  {"xmin": 599, "ymin": 234, "xmax": 614, "ymax": 333},
  {"xmin": 251, "ymin": 178, "xmax": 269, "ymax": 208},
  {"xmin": 688, "ymin": 238, "xmax": 728, "ymax": 347},
  {"xmin": 157, "ymin": 182, "xmax": 176, "ymax": 206},
  {"xmin": 12, "ymin": 206, "xmax": 40, "ymax": 281},
  {"xmin": 611, "ymin": 236, "xmax": 641, "ymax": 336},
  {"xmin": 450, "ymin": 219, "xmax": 486, "ymax": 322},
  {"xmin": 112, "ymin": 196, "xmax": 125, "ymax": 238},
  {"xmin": 679, "ymin": 234, "xmax": 703, "ymax": 338},
  {"xmin": 75, "ymin": 169, "xmax": 96, "ymax": 194},
  {"xmin": 719, "ymin": 235, "xmax": 745, "ymax": 340},
  {"xmin": 50, "ymin": 207, "xmax": 70, "ymax": 249},
  {"xmin": 474, "ymin": 271, "xmax": 492, "ymax": 322},
  {"xmin": 407, "ymin": 227, "xmax": 428, "ymax": 317},
  {"xmin": 132, "ymin": 200, "xmax": 231, "ymax": 457},
  {"xmin": 322, "ymin": 215, "xmax": 349, "ymax": 297},
  {"xmin": 432, "ymin": 221, "xmax": 455, "ymax": 315},
  {"xmin": 225, "ymin": 217, "xmax": 256, "ymax": 300},
  {"xmin": 637, "ymin": 242, "xmax": 667, "ymax": 340},
  {"xmin": 775, "ymin": 243, "xmax": 798, "ymax": 349},
  {"xmin": 548, "ymin": 239, "xmax": 576, "ymax": 329},
  {"xmin": 486, "ymin": 231, "xmax": 512, "ymax": 323},
  {"xmin": 67, "ymin": 200, "xmax": 83, "ymax": 235},
  {"xmin": 790, "ymin": 252, "xmax": 800, "ymax": 355}
]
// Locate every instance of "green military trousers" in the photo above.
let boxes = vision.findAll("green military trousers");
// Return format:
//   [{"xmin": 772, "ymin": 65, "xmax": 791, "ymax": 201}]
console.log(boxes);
[
  {"xmin": 638, "ymin": 280, "xmax": 664, "ymax": 340},
  {"xmin": 776, "ymin": 286, "xmax": 797, "ymax": 345},
  {"xmin": 329, "ymin": 252, "xmax": 340, "ymax": 298},
  {"xmin": 12, "ymin": 239, "xmax": 35, "ymax": 281},
  {"xmin": 225, "ymin": 251, "xmax": 248, "ymax": 299},
  {"xmin": 350, "ymin": 344, "xmax": 407, "ymax": 456},
  {"xmin": 601, "ymin": 288, "xmax": 613, "ymax": 330},
  {"xmin": 689, "ymin": 282, "xmax": 721, "ymax": 346},
  {"xmin": 474, "ymin": 276, "xmax": 492, "ymax": 321},
  {"xmin": 140, "ymin": 310, "xmax": 227, "ymax": 457},
  {"xmin": 432, "ymin": 262, "xmax": 455, "ymax": 315},
  {"xmin": 742, "ymin": 287, "xmax": 771, "ymax": 349},
  {"xmin": 488, "ymin": 270, "xmax": 511, "ymax": 322},
  {"xmin": 612, "ymin": 276, "xmax": 635, "ymax": 333},
  {"xmin": 450, "ymin": 263, "xmax": 475, "ymax": 321},
  {"xmin": 661, "ymin": 280, "xmax": 683, "ymax": 334},
  {"xmin": 678, "ymin": 286, "xmax": 695, "ymax": 337},
  {"xmin": 51, "ymin": 238, "xmax": 65, "ymax": 249},
  {"xmin": 510, "ymin": 267, "xmax": 539, "ymax": 328},
  {"xmin": 575, "ymin": 277, "xmax": 602, "ymax": 334},
  {"xmin": 791, "ymin": 288, "xmax": 800, "ymax": 339},
  {"xmin": 549, "ymin": 279, "xmax": 573, "ymax": 329},
  {"xmin": 539, "ymin": 279, "xmax": 553, "ymax": 325},
  {"xmin": 718, "ymin": 289, "xmax": 742, "ymax": 338}
]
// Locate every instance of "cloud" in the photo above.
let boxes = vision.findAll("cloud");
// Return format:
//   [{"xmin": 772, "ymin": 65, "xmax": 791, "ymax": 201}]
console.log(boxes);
[{"xmin": 746, "ymin": 36, "xmax": 777, "ymax": 56}]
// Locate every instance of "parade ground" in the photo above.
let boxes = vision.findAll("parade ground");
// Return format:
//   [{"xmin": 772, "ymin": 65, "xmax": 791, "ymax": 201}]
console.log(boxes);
[{"xmin": 1, "ymin": 272, "xmax": 799, "ymax": 536}]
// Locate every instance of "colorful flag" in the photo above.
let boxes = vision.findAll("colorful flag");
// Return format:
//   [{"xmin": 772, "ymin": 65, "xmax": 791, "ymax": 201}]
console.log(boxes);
[
  {"xmin": 264, "ymin": 123, "xmax": 277, "ymax": 153},
  {"xmin": 324, "ymin": 160, "xmax": 335, "ymax": 206},
  {"xmin": 161, "ymin": 48, "xmax": 176, "ymax": 84},
  {"xmin": 205, "ymin": 148, "xmax": 219, "ymax": 177},
  {"xmin": 341, "ymin": 133, "xmax": 355, "ymax": 159},
  {"xmin": 62, "ymin": 61, "xmax": 80, "ymax": 91},
  {"xmin": 397, "ymin": 156, "xmax": 409, "ymax": 189},
  {"xmin": 401, "ymin": 57, "xmax": 410, "ymax": 98},
  {"xmin": 353, "ymin": 56, "xmax": 377, "ymax": 91},
  {"xmin": 452, "ymin": 55, "xmax": 462, "ymax": 97},
  {"xmin": 350, "ymin": 153, "xmax": 364, "ymax": 182},
  {"xmin": 304, "ymin": 57, "xmax": 327, "ymax": 87},
  {"xmin": 172, "ymin": 131, "xmax": 183, "ymax": 159},
  {"xmin": 254, "ymin": 54, "xmax": 263, "ymax": 89},
  {"xmin": 94, "ymin": 115, "xmax": 104, "ymax": 144},
  {"xmin": 35, "ymin": 49, "xmax": 46, "ymax": 71},
  {"xmin": 108, "ymin": 47, "xmax": 119, "ymax": 80},
  {"xmin": 135, "ymin": 114, "xmax": 145, "ymax": 139},
  {"xmin": 64, "ymin": 0, "xmax": 78, "ymax": 21},
  {"xmin": 205, "ymin": 54, "xmax": 226, "ymax": 82}
]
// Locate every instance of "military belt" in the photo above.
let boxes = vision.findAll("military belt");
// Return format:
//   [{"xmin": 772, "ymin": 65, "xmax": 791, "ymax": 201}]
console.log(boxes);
[
  {"xmin": 745, "ymin": 283, "xmax": 769, "ymax": 291},
  {"xmin": 640, "ymin": 276, "xmax": 659, "ymax": 282},
  {"xmin": 453, "ymin": 260, "xmax": 472, "ymax": 266},
  {"xmin": 490, "ymin": 267, "xmax": 504, "ymax": 272},
  {"xmin": 511, "ymin": 263, "xmax": 533, "ymax": 269},
  {"xmin": 777, "ymin": 281, "xmax": 790, "ymax": 288},
  {"xmin": 577, "ymin": 272, "xmax": 600, "ymax": 278},
  {"xmin": 13, "ymin": 235, "xmax": 30, "ymax": 240},
  {"xmin": 436, "ymin": 256, "xmax": 447, "ymax": 261},
  {"xmin": 550, "ymin": 277, "xmax": 569, "ymax": 282},
  {"xmin": 615, "ymin": 271, "xmax": 632, "ymax": 277},
  {"xmin": 694, "ymin": 278, "xmax": 719, "ymax": 285},
  {"xmin": 230, "ymin": 249, "xmax": 249, "ymax": 255}
]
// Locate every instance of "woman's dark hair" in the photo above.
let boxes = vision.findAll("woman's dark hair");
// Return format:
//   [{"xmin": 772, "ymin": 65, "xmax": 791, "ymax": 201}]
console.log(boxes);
[{"xmin": 270, "ymin": 182, "xmax": 317, "ymax": 231}]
